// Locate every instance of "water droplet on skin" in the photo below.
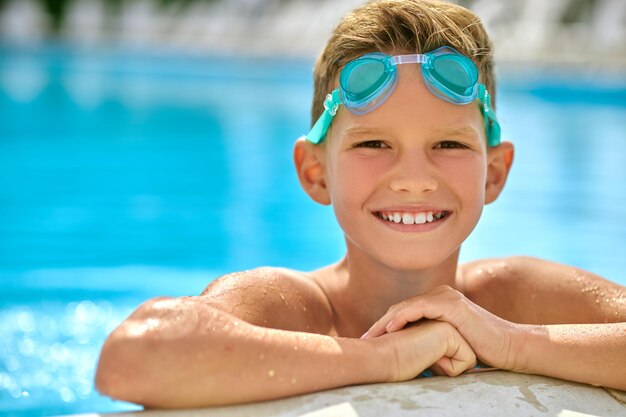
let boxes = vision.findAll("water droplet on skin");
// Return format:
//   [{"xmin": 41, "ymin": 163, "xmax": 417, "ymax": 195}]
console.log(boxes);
[
  {"xmin": 302, "ymin": 306, "xmax": 307, "ymax": 312},
  {"xmin": 293, "ymin": 346, "xmax": 298, "ymax": 351},
  {"xmin": 268, "ymin": 369, "xmax": 275, "ymax": 377},
  {"xmin": 291, "ymin": 377, "xmax": 297, "ymax": 384},
  {"xmin": 259, "ymin": 354, "xmax": 265, "ymax": 360},
  {"xmin": 280, "ymin": 293, "xmax": 285, "ymax": 301},
  {"xmin": 223, "ymin": 325, "xmax": 230, "ymax": 331}
]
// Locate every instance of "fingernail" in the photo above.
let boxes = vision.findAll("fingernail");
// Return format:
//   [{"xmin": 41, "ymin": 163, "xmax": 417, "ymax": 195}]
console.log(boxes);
[
  {"xmin": 386, "ymin": 321, "xmax": 395, "ymax": 331},
  {"xmin": 360, "ymin": 332, "xmax": 369, "ymax": 339}
]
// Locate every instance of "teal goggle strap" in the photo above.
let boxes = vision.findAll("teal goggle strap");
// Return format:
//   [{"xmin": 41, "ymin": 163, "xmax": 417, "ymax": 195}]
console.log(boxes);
[
  {"xmin": 478, "ymin": 84, "xmax": 501, "ymax": 147},
  {"xmin": 306, "ymin": 90, "xmax": 341, "ymax": 145}
]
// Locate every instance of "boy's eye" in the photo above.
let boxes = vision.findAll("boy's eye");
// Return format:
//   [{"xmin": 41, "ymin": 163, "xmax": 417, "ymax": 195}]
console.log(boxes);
[
  {"xmin": 354, "ymin": 140, "xmax": 388, "ymax": 149},
  {"xmin": 434, "ymin": 141, "xmax": 468, "ymax": 149}
]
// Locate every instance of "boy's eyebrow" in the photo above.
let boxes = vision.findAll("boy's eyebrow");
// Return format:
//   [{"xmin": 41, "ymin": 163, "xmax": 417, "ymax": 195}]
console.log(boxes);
[
  {"xmin": 342, "ymin": 125, "xmax": 482, "ymax": 140},
  {"xmin": 433, "ymin": 125, "xmax": 482, "ymax": 140},
  {"xmin": 342, "ymin": 126, "xmax": 387, "ymax": 138}
]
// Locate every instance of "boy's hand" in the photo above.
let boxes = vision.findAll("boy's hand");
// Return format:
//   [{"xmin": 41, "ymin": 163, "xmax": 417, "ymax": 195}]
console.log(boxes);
[
  {"xmin": 374, "ymin": 320, "xmax": 476, "ymax": 382},
  {"xmin": 362, "ymin": 285, "xmax": 522, "ymax": 372}
]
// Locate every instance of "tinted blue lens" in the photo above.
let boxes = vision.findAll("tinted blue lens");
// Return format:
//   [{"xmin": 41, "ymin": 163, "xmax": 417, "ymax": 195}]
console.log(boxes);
[
  {"xmin": 428, "ymin": 54, "xmax": 478, "ymax": 98},
  {"xmin": 340, "ymin": 59, "xmax": 389, "ymax": 102}
]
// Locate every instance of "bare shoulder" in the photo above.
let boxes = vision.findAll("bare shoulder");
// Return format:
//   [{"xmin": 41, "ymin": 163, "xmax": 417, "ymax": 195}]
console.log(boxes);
[
  {"xmin": 200, "ymin": 267, "xmax": 334, "ymax": 334},
  {"xmin": 460, "ymin": 256, "xmax": 626, "ymax": 324}
]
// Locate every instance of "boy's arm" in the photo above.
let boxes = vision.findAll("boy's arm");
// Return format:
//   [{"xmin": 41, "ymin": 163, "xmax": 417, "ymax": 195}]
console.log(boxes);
[
  {"xmin": 461, "ymin": 257, "xmax": 626, "ymax": 325},
  {"xmin": 517, "ymin": 322, "xmax": 626, "ymax": 389},
  {"xmin": 96, "ymin": 270, "xmax": 477, "ymax": 408},
  {"xmin": 470, "ymin": 257, "xmax": 626, "ymax": 389},
  {"xmin": 364, "ymin": 286, "xmax": 626, "ymax": 390},
  {"xmin": 362, "ymin": 256, "xmax": 626, "ymax": 390},
  {"xmin": 95, "ymin": 296, "xmax": 385, "ymax": 408}
]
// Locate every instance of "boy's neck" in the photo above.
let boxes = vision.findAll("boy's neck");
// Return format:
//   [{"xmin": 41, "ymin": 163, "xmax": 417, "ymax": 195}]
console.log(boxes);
[{"xmin": 315, "ymin": 243, "xmax": 461, "ymax": 338}]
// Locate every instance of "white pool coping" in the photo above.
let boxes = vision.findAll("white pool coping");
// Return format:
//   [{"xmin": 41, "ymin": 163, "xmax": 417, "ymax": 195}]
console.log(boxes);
[{"xmin": 64, "ymin": 371, "xmax": 626, "ymax": 417}]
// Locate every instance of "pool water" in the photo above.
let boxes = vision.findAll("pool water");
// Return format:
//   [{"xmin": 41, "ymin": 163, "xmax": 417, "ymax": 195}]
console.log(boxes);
[{"xmin": 1, "ymin": 45, "xmax": 625, "ymax": 417}]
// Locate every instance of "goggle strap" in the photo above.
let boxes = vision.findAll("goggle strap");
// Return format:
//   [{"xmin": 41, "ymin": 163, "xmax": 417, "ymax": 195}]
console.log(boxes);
[
  {"xmin": 477, "ymin": 84, "xmax": 501, "ymax": 147},
  {"xmin": 324, "ymin": 91, "xmax": 341, "ymax": 115},
  {"xmin": 392, "ymin": 54, "xmax": 427, "ymax": 65},
  {"xmin": 306, "ymin": 90, "xmax": 342, "ymax": 144}
]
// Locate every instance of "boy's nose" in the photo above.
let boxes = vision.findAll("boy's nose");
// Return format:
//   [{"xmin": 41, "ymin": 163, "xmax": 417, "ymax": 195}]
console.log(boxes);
[{"xmin": 388, "ymin": 150, "xmax": 438, "ymax": 194}]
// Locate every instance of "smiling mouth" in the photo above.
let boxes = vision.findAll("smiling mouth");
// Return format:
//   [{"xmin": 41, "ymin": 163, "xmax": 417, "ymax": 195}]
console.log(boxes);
[{"xmin": 374, "ymin": 210, "xmax": 450, "ymax": 225}]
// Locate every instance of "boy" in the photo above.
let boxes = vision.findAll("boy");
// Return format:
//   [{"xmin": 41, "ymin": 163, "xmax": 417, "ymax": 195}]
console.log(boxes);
[{"xmin": 95, "ymin": 0, "xmax": 626, "ymax": 408}]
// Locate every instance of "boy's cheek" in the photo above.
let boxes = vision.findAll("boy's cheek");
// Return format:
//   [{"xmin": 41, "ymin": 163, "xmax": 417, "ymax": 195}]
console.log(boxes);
[{"xmin": 441, "ymin": 158, "xmax": 486, "ymax": 189}]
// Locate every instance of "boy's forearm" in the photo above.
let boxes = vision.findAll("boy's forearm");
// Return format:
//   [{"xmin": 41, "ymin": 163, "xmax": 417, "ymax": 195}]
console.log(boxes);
[
  {"xmin": 192, "ymin": 325, "xmax": 387, "ymax": 406},
  {"xmin": 177, "ymin": 323, "xmax": 388, "ymax": 407},
  {"xmin": 96, "ymin": 301, "xmax": 389, "ymax": 408},
  {"xmin": 515, "ymin": 322, "xmax": 626, "ymax": 391}
]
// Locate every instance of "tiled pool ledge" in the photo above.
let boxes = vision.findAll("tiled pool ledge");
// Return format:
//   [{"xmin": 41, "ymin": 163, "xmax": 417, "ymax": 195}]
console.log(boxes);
[{"xmin": 62, "ymin": 371, "xmax": 626, "ymax": 417}]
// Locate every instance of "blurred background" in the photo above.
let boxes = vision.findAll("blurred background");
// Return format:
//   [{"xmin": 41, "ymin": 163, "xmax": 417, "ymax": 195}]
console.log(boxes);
[{"xmin": 0, "ymin": 0, "xmax": 625, "ymax": 416}]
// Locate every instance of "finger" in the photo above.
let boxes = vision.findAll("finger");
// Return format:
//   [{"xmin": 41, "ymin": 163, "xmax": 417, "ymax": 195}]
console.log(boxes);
[
  {"xmin": 385, "ymin": 317, "xmax": 409, "ymax": 333},
  {"xmin": 361, "ymin": 306, "xmax": 419, "ymax": 339},
  {"xmin": 361, "ymin": 304, "xmax": 405, "ymax": 339},
  {"xmin": 385, "ymin": 304, "xmax": 429, "ymax": 332},
  {"xmin": 436, "ymin": 352, "xmax": 477, "ymax": 377},
  {"xmin": 404, "ymin": 295, "xmax": 466, "ymax": 332},
  {"xmin": 362, "ymin": 287, "xmax": 464, "ymax": 339},
  {"xmin": 362, "ymin": 299, "xmax": 434, "ymax": 339},
  {"xmin": 428, "ymin": 363, "xmax": 447, "ymax": 376},
  {"xmin": 361, "ymin": 314, "xmax": 394, "ymax": 339},
  {"xmin": 386, "ymin": 291, "xmax": 463, "ymax": 334},
  {"xmin": 439, "ymin": 328, "xmax": 477, "ymax": 376}
]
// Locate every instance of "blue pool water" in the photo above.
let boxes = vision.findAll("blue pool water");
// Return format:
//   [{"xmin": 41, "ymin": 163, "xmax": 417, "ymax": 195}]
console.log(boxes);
[{"xmin": 1, "ymin": 45, "xmax": 625, "ymax": 417}]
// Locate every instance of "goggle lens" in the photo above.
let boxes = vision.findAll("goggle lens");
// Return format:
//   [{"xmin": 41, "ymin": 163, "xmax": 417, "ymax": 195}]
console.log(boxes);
[
  {"xmin": 430, "ymin": 55, "xmax": 477, "ymax": 96},
  {"xmin": 341, "ymin": 58, "xmax": 392, "ymax": 106}
]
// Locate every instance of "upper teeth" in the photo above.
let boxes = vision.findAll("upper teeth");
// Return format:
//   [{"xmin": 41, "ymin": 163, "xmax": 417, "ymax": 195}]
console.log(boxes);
[{"xmin": 380, "ymin": 211, "xmax": 444, "ymax": 224}]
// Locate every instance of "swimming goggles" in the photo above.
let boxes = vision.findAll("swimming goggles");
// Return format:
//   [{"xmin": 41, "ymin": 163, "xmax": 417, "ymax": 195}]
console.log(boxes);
[{"xmin": 306, "ymin": 46, "xmax": 501, "ymax": 147}]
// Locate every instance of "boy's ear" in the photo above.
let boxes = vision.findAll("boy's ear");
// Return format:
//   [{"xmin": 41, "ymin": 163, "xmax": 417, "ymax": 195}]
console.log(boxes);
[
  {"xmin": 293, "ymin": 137, "xmax": 331, "ymax": 205},
  {"xmin": 484, "ymin": 141, "xmax": 514, "ymax": 205}
]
